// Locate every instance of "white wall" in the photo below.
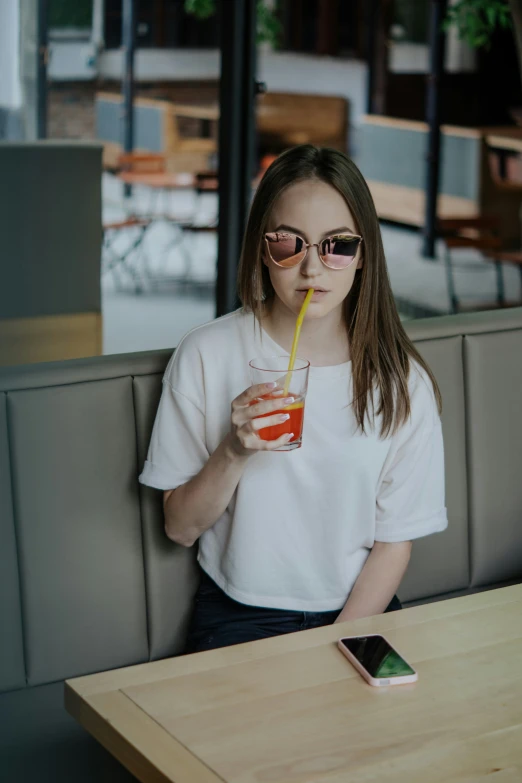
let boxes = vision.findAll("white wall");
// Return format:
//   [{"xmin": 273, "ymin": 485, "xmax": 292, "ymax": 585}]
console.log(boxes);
[
  {"xmin": 49, "ymin": 38, "xmax": 100, "ymax": 81},
  {"xmin": 0, "ymin": 0, "xmax": 22, "ymax": 108},
  {"xmin": 99, "ymin": 47, "xmax": 220, "ymax": 81},
  {"xmin": 390, "ymin": 39, "xmax": 476, "ymax": 73},
  {"xmin": 97, "ymin": 48, "xmax": 368, "ymax": 125},
  {"xmin": 258, "ymin": 52, "xmax": 368, "ymax": 126}
]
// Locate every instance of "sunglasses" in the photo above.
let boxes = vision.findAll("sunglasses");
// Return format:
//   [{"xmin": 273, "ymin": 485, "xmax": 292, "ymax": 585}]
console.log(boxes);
[{"xmin": 264, "ymin": 230, "xmax": 363, "ymax": 270}]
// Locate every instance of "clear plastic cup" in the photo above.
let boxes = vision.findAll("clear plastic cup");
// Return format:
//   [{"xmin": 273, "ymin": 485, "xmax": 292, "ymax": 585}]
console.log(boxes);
[{"xmin": 249, "ymin": 356, "xmax": 310, "ymax": 451}]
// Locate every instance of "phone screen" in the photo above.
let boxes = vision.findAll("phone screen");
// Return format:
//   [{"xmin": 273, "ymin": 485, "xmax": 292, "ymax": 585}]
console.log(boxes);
[{"xmin": 340, "ymin": 636, "xmax": 415, "ymax": 678}]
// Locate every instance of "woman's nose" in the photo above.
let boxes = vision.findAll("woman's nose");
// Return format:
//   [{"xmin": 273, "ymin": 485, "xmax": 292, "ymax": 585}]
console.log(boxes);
[{"xmin": 301, "ymin": 243, "xmax": 323, "ymax": 274}]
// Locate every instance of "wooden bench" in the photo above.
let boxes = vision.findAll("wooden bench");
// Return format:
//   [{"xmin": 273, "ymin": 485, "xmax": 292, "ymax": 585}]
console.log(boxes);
[
  {"xmin": 439, "ymin": 216, "xmax": 522, "ymax": 313},
  {"xmin": 257, "ymin": 92, "xmax": 348, "ymax": 152},
  {"xmin": 96, "ymin": 91, "xmax": 349, "ymax": 174},
  {"xmin": 357, "ymin": 115, "xmax": 522, "ymax": 248},
  {"xmin": 96, "ymin": 92, "xmax": 216, "ymax": 174},
  {"xmin": 163, "ymin": 92, "xmax": 349, "ymax": 153}
]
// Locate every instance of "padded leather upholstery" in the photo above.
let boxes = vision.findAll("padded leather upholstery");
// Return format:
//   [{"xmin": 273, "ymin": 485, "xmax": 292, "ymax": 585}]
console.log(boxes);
[
  {"xmin": 465, "ymin": 330, "xmax": 522, "ymax": 587},
  {"xmin": 0, "ymin": 393, "xmax": 26, "ymax": 693},
  {"xmin": 133, "ymin": 373, "xmax": 199, "ymax": 661},
  {"xmin": 1, "ymin": 307, "xmax": 521, "ymax": 781},
  {"xmin": 398, "ymin": 335, "xmax": 469, "ymax": 602}
]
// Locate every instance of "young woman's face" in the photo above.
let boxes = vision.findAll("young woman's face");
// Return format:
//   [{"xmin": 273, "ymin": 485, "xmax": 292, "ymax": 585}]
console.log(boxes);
[{"xmin": 263, "ymin": 179, "xmax": 363, "ymax": 320}]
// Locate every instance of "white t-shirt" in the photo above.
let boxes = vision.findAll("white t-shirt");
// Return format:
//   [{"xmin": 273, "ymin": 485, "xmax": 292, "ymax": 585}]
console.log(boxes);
[{"xmin": 139, "ymin": 309, "xmax": 448, "ymax": 611}]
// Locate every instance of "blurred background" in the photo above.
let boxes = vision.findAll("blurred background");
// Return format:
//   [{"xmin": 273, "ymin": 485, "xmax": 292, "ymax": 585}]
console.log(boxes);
[{"xmin": 1, "ymin": 0, "xmax": 522, "ymax": 368}]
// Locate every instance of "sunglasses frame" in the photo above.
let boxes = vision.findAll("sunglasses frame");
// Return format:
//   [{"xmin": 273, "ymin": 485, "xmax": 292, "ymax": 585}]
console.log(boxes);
[{"xmin": 263, "ymin": 230, "xmax": 364, "ymax": 270}]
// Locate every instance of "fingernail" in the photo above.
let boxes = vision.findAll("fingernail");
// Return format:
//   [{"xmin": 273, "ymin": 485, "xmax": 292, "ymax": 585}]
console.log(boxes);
[
  {"xmin": 283, "ymin": 397, "xmax": 295, "ymax": 405},
  {"xmin": 279, "ymin": 414, "xmax": 290, "ymax": 422},
  {"xmin": 286, "ymin": 433, "xmax": 294, "ymax": 440},
  {"xmin": 265, "ymin": 382, "xmax": 277, "ymax": 389}
]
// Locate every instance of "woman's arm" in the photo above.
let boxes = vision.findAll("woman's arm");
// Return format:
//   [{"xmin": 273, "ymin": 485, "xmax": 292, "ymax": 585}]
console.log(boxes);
[
  {"xmin": 163, "ymin": 433, "xmax": 249, "ymax": 547},
  {"xmin": 163, "ymin": 382, "xmax": 294, "ymax": 547},
  {"xmin": 334, "ymin": 541, "xmax": 412, "ymax": 623}
]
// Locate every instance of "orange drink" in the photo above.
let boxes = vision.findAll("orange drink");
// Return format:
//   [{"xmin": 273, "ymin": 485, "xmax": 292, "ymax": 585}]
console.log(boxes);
[
  {"xmin": 250, "ymin": 392, "xmax": 305, "ymax": 444},
  {"xmin": 249, "ymin": 357, "xmax": 309, "ymax": 451}
]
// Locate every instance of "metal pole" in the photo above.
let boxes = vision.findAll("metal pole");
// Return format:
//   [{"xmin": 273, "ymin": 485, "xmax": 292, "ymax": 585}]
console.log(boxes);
[
  {"xmin": 366, "ymin": 0, "xmax": 379, "ymax": 113},
  {"xmin": 91, "ymin": 0, "xmax": 105, "ymax": 70},
  {"xmin": 37, "ymin": 0, "xmax": 49, "ymax": 139},
  {"xmin": 216, "ymin": 0, "xmax": 258, "ymax": 317},
  {"xmin": 423, "ymin": 0, "xmax": 448, "ymax": 258},
  {"xmin": 121, "ymin": 0, "xmax": 136, "ymax": 197}
]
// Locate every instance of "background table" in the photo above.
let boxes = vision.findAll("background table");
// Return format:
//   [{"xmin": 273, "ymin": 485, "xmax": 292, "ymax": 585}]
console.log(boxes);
[{"xmin": 66, "ymin": 585, "xmax": 522, "ymax": 783}]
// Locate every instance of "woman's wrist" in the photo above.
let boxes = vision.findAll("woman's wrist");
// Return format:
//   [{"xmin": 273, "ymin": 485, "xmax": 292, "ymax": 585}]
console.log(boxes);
[{"xmin": 222, "ymin": 432, "xmax": 252, "ymax": 463}]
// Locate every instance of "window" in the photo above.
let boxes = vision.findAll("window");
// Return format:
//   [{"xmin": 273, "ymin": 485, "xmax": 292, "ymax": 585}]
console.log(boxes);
[{"xmin": 104, "ymin": 0, "xmax": 220, "ymax": 49}]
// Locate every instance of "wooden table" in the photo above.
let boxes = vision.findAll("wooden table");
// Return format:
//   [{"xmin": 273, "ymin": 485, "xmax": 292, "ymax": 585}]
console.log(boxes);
[
  {"xmin": 485, "ymin": 128, "xmax": 522, "ymax": 154},
  {"xmin": 65, "ymin": 585, "xmax": 522, "ymax": 782},
  {"xmin": 117, "ymin": 171, "xmax": 197, "ymax": 189}
]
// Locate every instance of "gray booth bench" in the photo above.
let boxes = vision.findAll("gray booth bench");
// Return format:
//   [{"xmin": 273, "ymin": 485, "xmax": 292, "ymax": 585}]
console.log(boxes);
[{"xmin": 1, "ymin": 307, "xmax": 522, "ymax": 782}]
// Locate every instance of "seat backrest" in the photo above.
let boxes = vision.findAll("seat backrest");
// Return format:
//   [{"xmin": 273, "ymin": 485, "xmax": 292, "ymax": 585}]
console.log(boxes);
[
  {"xmin": 0, "ymin": 351, "xmax": 198, "ymax": 697},
  {"xmin": 257, "ymin": 92, "xmax": 349, "ymax": 150},
  {"xmin": 401, "ymin": 308, "xmax": 522, "ymax": 601},
  {"xmin": 95, "ymin": 92, "xmax": 166, "ymax": 154},
  {"xmin": 1, "ymin": 308, "xmax": 521, "ymax": 695}
]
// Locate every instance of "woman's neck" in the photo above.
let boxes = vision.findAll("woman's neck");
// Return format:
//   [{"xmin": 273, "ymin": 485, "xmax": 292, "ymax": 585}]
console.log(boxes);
[{"xmin": 260, "ymin": 299, "xmax": 350, "ymax": 367}]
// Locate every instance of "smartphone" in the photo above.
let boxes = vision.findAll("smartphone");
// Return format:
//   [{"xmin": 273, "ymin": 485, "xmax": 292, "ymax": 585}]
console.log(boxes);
[{"xmin": 338, "ymin": 634, "xmax": 418, "ymax": 687}]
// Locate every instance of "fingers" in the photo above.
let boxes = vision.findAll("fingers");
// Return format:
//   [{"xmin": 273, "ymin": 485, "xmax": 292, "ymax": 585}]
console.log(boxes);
[
  {"xmin": 248, "ymin": 396, "xmax": 294, "ymax": 420},
  {"xmin": 231, "ymin": 382, "xmax": 296, "ymax": 455},
  {"xmin": 232, "ymin": 389, "xmax": 291, "ymax": 430},
  {"xmin": 265, "ymin": 431, "xmax": 295, "ymax": 450},
  {"xmin": 238, "ymin": 428, "xmax": 294, "ymax": 452},
  {"xmin": 251, "ymin": 412, "xmax": 290, "ymax": 433},
  {"xmin": 233, "ymin": 382, "xmax": 281, "ymax": 408}
]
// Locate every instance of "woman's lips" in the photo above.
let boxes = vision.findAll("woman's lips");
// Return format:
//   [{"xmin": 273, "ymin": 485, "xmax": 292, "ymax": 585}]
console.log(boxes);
[{"xmin": 297, "ymin": 289, "xmax": 328, "ymax": 299}]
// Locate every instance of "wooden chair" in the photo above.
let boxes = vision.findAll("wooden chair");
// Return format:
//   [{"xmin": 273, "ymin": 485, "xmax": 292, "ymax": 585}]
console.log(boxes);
[
  {"xmin": 479, "ymin": 139, "xmax": 522, "ymax": 249},
  {"xmin": 117, "ymin": 152, "xmax": 166, "ymax": 173},
  {"xmin": 438, "ymin": 216, "xmax": 521, "ymax": 313},
  {"xmin": 96, "ymin": 93, "xmax": 217, "ymax": 174},
  {"xmin": 102, "ymin": 154, "xmax": 166, "ymax": 291},
  {"xmin": 257, "ymin": 92, "xmax": 348, "ymax": 152},
  {"xmin": 483, "ymin": 250, "xmax": 522, "ymax": 303}
]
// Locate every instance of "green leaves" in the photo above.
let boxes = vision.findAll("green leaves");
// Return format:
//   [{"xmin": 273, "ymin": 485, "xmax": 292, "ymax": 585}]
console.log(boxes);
[
  {"xmin": 444, "ymin": 0, "xmax": 512, "ymax": 50},
  {"xmin": 184, "ymin": 0, "xmax": 216, "ymax": 20},
  {"xmin": 256, "ymin": 1, "xmax": 283, "ymax": 46},
  {"xmin": 184, "ymin": 0, "xmax": 282, "ymax": 47},
  {"xmin": 49, "ymin": 0, "xmax": 92, "ymax": 28}
]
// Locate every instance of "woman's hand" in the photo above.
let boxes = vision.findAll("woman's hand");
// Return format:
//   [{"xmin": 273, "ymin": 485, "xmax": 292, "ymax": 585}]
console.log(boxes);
[{"xmin": 227, "ymin": 382, "xmax": 296, "ymax": 457}]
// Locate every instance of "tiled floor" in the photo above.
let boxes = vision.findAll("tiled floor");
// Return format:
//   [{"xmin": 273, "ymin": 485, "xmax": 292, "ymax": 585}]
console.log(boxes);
[{"xmin": 102, "ymin": 174, "xmax": 522, "ymax": 356}]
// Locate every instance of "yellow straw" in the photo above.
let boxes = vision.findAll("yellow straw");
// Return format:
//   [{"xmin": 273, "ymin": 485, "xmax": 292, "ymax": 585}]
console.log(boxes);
[{"xmin": 283, "ymin": 288, "xmax": 314, "ymax": 395}]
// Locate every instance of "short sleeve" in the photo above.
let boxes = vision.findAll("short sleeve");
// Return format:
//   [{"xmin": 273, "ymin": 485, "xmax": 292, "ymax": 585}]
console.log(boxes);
[
  {"xmin": 375, "ymin": 368, "xmax": 448, "ymax": 543},
  {"xmin": 139, "ymin": 352, "xmax": 210, "ymax": 490}
]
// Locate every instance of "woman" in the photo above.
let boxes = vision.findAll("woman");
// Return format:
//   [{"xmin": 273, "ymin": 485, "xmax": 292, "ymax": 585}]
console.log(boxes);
[{"xmin": 139, "ymin": 145, "xmax": 448, "ymax": 653}]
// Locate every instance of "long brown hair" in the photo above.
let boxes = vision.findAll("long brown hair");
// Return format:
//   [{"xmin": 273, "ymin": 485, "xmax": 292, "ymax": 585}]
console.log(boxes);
[{"xmin": 238, "ymin": 145, "xmax": 442, "ymax": 436}]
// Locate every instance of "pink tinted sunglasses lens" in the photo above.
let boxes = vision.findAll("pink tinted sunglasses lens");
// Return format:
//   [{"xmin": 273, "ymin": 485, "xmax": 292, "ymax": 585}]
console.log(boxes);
[
  {"xmin": 265, "ymin": 232, "xmax": 306, "ymax": 267},
  {"xmin": 320, "ymin": 235, "xmax": 360, "ymax": 268}
]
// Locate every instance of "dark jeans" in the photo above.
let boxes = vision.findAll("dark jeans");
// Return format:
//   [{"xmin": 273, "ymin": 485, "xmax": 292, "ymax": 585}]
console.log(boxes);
[{"xmin": 185, "ymin": 568, "xmax": 402, "ymax": 654}]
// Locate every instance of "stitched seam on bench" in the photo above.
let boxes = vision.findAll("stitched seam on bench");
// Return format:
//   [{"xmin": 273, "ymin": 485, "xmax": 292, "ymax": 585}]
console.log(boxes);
[
  {"xmin": 4, "ymin": 392, "xmax": 29, "ymax": 686},
  {"xmin": 131, "ymin": 375, "xmax": 152, "ymax": 663},
  {"xmin": 462, "ymin": 335, "xmax": 473, "ymax": 590}
]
